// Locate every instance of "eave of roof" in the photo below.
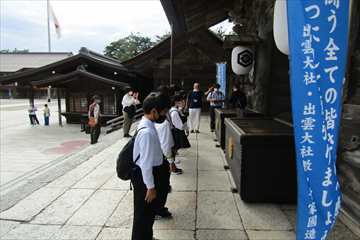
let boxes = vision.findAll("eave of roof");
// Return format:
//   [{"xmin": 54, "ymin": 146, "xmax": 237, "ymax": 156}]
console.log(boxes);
[
  {"xmin": 0, "ymin": 48, "xmax": 129, "ymax": 84},
  {"xmin": 31, "ymin": 69, "xmax": 129, "ymax": 88}
]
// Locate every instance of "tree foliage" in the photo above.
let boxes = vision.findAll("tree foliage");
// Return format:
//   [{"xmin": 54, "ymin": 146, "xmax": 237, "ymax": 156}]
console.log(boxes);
[
  {"xmin": 104, "ymin": 32, "xmax": 171, "ymax": 62},
  {"xmin": 104, "ymin": 33, "xmax": 153, "ymax": 61}
]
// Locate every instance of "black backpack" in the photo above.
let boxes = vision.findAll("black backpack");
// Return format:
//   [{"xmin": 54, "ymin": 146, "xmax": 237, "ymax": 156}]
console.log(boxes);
[{"xmin": 116, "ymin": 127, "xmax": 146, "ymax": 180}]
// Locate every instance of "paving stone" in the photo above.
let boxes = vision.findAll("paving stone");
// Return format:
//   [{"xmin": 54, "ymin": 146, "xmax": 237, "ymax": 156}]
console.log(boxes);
[
  {"xmin": 154, "ymin": 230, "xmax": 195, "ymax": 239},
  {"xmin": 198, "ymin": 171, "xmax": 231, "ymax": 191},
  {"xmin": 175, "ymin": 156, "xmax": 197, "ymax": 171},
  {"xmin": 154, "ymin": 192, "xmax": 196, "ymax": 230},
  {"xmin": 1, "ymin": 224, "xmax": 61, "ymax": 240},
  {"xmin": 0, "ymin": 220, "xmax": 20, "ymax": 237},
  {"xmin": 101, "ymin": 174, "xmax": 131, "ymax": 191},
  {"xmin": 170, "ymin": 170, "xmax": 196, "ymax": 192},
  {"xmin": 67, "ymin": 190, "xmax": 126, "ymax": 226},
  {"xmin": 197, "ymin": 150, "xmax": 224, "ymax": 171},
  {"xmin": 31, "ymin": 189, "xmax": 94, "ymax": 225},
  {"xmin": 45, "ymin": 162, "xmax": 99, "ymax": 189},
  {"xmin": 72, "ymin": 166, "xmax": 113, "ymax": 189},
  {"xmin": 197, "ymin": 192, "xmax": 243, "ymax": 230},
  {"xmin": 0, "ymin": 187, "xmax": 67, "ymax": 221},
  {"xmin": 96, "ymin": 227, "xmax": 131, "ymax": 240},
  {"xmin": 105, "ymin": 191, "xmax": 133, "ymax": 228},
  {"xmin": 197, "ymin": 230, "xmax": 247, "ymax": 240},
  {"xmin": 246, "ymin": 230, "xmax": 295, "ymax": 240},
  {"xmin": 50, "ymin": 225, "xmax": 102, "ymax": 240},
  {"xmin": 233, "ymin": 194, "xmax": 292, "ymax": 231}
]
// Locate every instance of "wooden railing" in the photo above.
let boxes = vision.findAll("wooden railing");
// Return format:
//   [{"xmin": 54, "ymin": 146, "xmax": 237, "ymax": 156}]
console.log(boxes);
[{"xmin": 105, "ymin": 107, "xmax": 144, "ymax": 134}]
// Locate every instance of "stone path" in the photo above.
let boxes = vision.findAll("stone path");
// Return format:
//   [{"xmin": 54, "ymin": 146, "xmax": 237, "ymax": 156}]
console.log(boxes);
[{"xmin": 0, "ymin": 117, "xmax": 358, "ymax": 240}]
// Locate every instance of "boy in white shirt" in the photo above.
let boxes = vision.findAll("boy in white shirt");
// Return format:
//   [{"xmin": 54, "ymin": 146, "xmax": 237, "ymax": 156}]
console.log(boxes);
[{"xmin": 132, "ymin": 93, "xmax": 170, "ymax": 240}]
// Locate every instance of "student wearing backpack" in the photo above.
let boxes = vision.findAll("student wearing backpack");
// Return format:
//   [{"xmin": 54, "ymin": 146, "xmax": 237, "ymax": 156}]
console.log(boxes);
[{"xmin": 131, "ymin": 93, "xmax": 170, "ymax": 240}]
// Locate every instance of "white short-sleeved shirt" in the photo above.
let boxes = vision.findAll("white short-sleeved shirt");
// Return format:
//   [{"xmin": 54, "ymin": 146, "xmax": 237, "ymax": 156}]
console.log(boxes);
[
  {"xmin": 133, "ymin": 117, "xmax": 163, "ymax": 189},
  {"xmin": 170, "ymin": 107, "xmax": 183, "ymax": 130},
  {"xmin": 155, "ymin": 119, "xmax": 174, "ymax": 158}
]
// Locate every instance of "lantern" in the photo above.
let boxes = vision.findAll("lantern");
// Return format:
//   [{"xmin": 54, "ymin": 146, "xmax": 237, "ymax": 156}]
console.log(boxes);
[
  {"xmin": 273, "ymin": 0, "xmax": 289, "ymax": 55},
  {"xmin": 231, "ymin": 46, "xmax": 254, "ymax": 75}
]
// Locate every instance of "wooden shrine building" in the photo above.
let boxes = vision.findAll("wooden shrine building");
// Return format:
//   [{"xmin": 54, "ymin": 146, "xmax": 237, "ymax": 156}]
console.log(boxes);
[{"xmin": 0, "ymin": 47, "xmax": 152, "ymax": 124}]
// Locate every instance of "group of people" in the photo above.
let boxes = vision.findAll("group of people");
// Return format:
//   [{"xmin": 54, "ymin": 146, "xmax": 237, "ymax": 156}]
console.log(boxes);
[
  {"xmin": 28, "ymin": 104, "xmax": 51, "ymax": 126},
  {"xmin": 87, "ymin": 82, "xmax": 247, "ymax": 147},
  {"xmin": 128, "ymin": 82, "xmax": 247, "ymax": 240}
]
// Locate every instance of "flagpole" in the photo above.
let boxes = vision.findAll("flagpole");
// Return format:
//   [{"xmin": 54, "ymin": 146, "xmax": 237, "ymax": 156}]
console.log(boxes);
[
  {"xmin": 47, "ymin": 0, "xmax": 51, "ymax": 52},
  {"xmin": 169, "ymin": 23, "xmax": 173, "ymax": 86}
]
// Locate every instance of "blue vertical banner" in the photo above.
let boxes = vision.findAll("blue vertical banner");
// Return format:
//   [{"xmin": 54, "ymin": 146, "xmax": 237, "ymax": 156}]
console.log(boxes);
[
  {"xmin": 216, "ymin": 62, "xmax": 227, "ymax": 95},
  {"xmin": 287, "ymin": 1, "xmax": 349, "ymax": 239}
]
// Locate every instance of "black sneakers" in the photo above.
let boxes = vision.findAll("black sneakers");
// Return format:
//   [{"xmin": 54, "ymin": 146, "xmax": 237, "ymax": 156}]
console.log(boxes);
[
  {"xmin": 155, "ymin": 207, "xmax": 173, "ymax": 220},
  {"xmin": 123, "ymin": 134, "xmax": 132, "ymax": 138},
  {"xmin": 172, "ymin": 167, "xmax": 183, "ymax": 175}
]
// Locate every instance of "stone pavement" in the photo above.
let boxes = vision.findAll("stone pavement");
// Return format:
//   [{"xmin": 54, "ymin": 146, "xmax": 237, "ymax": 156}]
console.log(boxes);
[
  {"xmin": 0, "ymin": 117, "xmax": 358, "ymax": 240},
  {"xmin": 0, "ymin": 99, "xmax": 89, "ymax": 188}
]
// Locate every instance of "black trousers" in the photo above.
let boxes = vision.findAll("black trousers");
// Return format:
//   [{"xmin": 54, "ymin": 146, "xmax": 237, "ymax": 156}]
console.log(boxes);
[
  {"xmin": 210, "ymin": 106, "xmax": 221, "ymax": 130},
  {"xmin": 131, "ymin": 161, "xmax": 170, "ymax": 240},
  {"xmin": 29, "ymin": 115, "xmax": 34, "ymax": 125},
  {"xmin": 90, "ymin": 124, "xmax": 101, "ymax": 144},
  {"xmin": 155, "ymin": 160, "xmax": 170, "ymax": 214}
]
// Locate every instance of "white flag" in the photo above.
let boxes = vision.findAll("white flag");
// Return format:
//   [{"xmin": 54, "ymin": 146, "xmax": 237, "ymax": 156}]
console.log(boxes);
[{"xmin": 50, "ymin": 4, "xmax": 61, "ymax": 38}]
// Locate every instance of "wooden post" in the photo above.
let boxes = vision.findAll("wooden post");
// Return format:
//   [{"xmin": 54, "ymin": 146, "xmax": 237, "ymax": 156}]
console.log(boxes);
[{"xmin": 57, "ymin": 88, "xmax": 63, "ymax": 126}]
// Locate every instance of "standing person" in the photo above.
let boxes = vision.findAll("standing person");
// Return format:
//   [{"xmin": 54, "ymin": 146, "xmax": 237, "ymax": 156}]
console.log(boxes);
[
  {"xmin": 229, "ymin": 84, "xmax": 247, "ymax": 116},
  {"xmin": 154, "ymin": 93, "xmax": 173, "ymax": 220},
  {"xmin": 131, "ymin": 93, "xmax": 170, "ymax": 240},
  {"xmin": 43, "ymin": 104, "xmax": 50, "ymax": 126},
  {"xmin": 207, "ymin": 83, "xmax": 225, "ymax": 132},
  {"xmin": 169, "ymin": 95, "xmax": 190, "ymax": 174},
  {"xmin": 186, "ymin": 82, "xmax": 204, "ymax": 133},
  {"xmin": 28, "ymin": 105, "xmax": 40, "ymax": 125},
  {"xmin": 88, "ymin": 95, "xmax": 101, "ymax": 144},
  {"xmin": 229, "ymin": 84, "xmax": 247, "ymax": 109},
  {"xmin": 122, "ymin": 88, "xmax": 140, "ymax": 138}
]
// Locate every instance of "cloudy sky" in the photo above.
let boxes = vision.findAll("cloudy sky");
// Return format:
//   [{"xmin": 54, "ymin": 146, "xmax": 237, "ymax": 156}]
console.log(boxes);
[{"xmin": 0, "ymin": 0, "xmax": 172, "ymax": 54}]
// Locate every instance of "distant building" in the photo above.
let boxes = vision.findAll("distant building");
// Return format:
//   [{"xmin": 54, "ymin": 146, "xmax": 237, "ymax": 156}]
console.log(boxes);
[
  {"xmin": 0, "ymin": 48, "xmax": 150, "ymax": 124},
  {"xmin": 0, "ymin": 52, "xmax": 73, "ymax": 98}
]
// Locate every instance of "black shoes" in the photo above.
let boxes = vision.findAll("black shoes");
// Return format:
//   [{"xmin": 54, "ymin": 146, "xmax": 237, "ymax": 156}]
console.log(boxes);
[
  {"xmin": 195, "ymin": 130, "xmax": 200, "ymax": 133},
  {"xmin": 190, "ymin": 130, "xmax": 195, "ymax": 133},
  {"xmin": 123, "ymin": 134, "xmax": 132, "ymax": 138},
  {"xmin": 155, "ymin": 207, "xmax": 173, "ymax": 220},
  {"xmin": 172, "ymin": 167, "xmax": 183, "ymax": 175}
]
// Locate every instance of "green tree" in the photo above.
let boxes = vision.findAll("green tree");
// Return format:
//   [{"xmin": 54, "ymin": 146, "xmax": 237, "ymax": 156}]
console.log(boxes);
[{"xmin": 104, "ymin": 33, "xmax": 154, "ymax": 61}]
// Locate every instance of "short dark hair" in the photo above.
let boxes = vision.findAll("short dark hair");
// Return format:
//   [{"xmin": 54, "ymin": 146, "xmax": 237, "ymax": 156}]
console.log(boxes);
[
  {"xmin": 44, "ymin": 104, "xmax": 48, "ymax": 107},
  {"xmin": 171, "ymin": 94, "xmax": 183, "ymax": 106},
  {"xmin": 92, "ymin": 95, "xmax": 100, "ymax": 102},
  {"xmin": 142, "ymin": 92, "xmax": 169, "ymax": 114},
  {"xmin": 215, "ymin": 83, "xmax": 221, "ymax": 89}
]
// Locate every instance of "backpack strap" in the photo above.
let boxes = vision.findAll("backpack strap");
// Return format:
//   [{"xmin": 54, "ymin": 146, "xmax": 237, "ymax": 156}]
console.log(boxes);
[{"xmin": 133, "ymin": 127, "xmax": 147, "ymax": 163}]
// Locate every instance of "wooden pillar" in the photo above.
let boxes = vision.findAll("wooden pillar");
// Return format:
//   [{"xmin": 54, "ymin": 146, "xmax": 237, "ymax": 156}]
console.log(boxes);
[{"xmin": 57, "ymin": 88, "xmax": 63, "ymax": 127}]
